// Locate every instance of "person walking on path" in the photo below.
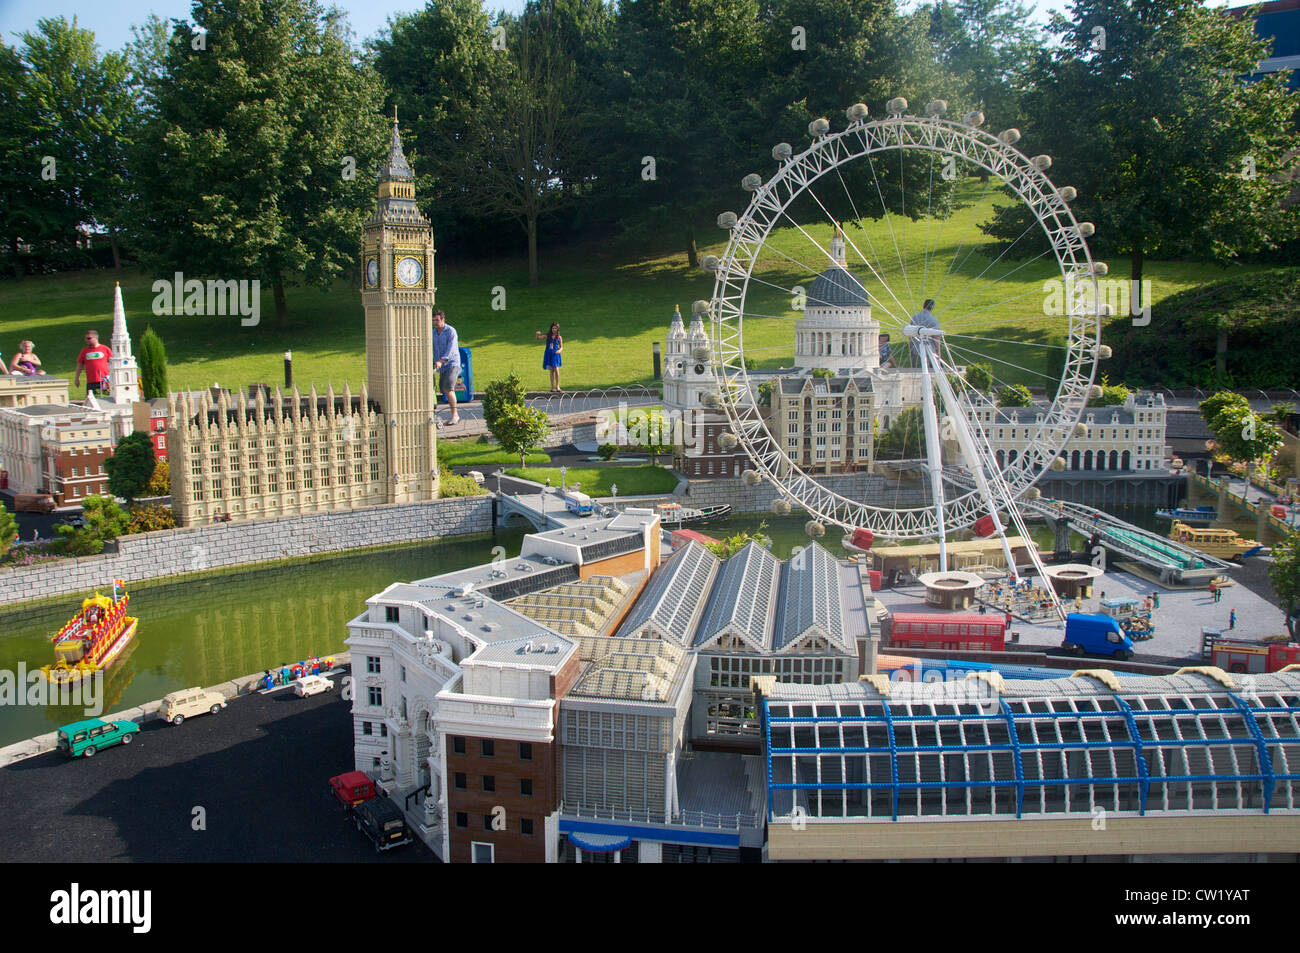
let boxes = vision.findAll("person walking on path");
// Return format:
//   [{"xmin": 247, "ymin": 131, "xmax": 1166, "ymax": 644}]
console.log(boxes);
[
  {"xmin": 9, "ymin": 340, "xmax": 43, "ymax": 375},
  {"xmin": 1209, "ymin": 581, "xmax": 1218, "ymax": 603},
  {"xmin": 536, "ymin": 322, "xmax": 563, "ymax": 392},
  {"xmin": 1151, "ymin": 591, "xmax": 1159, "ymax": 610},
  {"xmin": 431, "ymin": 309, "xmax": 460, "ymax": 426},
  {"xmin": 73, "ymin": 329, "xmax": 112, "ymax": 396},
  {"xmin": 1229, "ymin": 608, "xmax": 1237, "ymax": 630}
]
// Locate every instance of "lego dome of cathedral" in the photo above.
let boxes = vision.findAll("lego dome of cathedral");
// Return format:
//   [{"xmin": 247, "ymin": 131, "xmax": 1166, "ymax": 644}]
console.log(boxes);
[{"xmin": 808, "ymin": 264, "xmax": 870, "ymax": 309}]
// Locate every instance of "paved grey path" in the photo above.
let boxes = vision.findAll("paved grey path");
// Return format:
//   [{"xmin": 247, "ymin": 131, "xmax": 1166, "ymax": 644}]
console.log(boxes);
[{"xmin": 876, "ymin": 565, "xmax": 1289, "ymax": 663}]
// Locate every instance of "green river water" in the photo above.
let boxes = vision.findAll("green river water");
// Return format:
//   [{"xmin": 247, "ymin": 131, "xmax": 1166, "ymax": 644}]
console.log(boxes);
[{"xmin": 0, "ymin": 506, "xmax": 1180, "ymax": 747}]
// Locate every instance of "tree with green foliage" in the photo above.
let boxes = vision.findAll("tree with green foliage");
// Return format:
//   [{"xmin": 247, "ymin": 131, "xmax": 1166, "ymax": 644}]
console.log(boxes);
[
  {"xmin": 127, "ymin": 0, "xmax": 389, "ymax": 324},
  {"xmin": 997, "ymin": 383, "xmax": 1032, "ymax": 407},
  {"xmin": 877, "ymin": 407, "xmax": 924, "ymax": 456},
  {"xmin": 1199, "ymin": 391, "xmax": 1250, "ymax": 431},
  {"xmin": 1206, "ymin": 403, "xmax": 1284, "ymax": 467},
  {"xmin": 494, "ymin": 405, "xmax": 552, "ymax": 468},
  {"xmin": 0, "ymin": 43, "xmax": 52, "ymax": 278},
  {"xmin": 704, "ymin": 520, "xmax": 772, "ymax": 559},
  {"xmin": 482, "ymin": 373, "xmax": 528, "ymax": 434},
  {"xmin": 0, "ymin": 506, "xmax": 17, "ymax": 558},
  {"xmin": 597, "ymin": 443, "xmax": 619, "ymax": 461},
  {"xmin": 453, "ymin": 4, "xmax": 593, "ymax": 286},
  {"xmin": 1271, "ymin": 531, "xmax": 1300, "ymax": 639},
  {"xmin": 963, "ymin": 362, "xmax": 994, "ymax": 393},
  {"xmin": 57, "ymin": 494, "xmax": 129, "ymax": 556},
  {"xmin": 927, "ymin": 0, "xmax": 1038, "ymax": 124},
  {"xmin": 137, "ymin": 326, "xmax": 168, "ymax": 399},
  {"xmin": 146, "ymin": 458, "xmax": 170, "ymax": 497},
  {"xmin": 105, "ymin": 431, "xmax": 156, "ymax": 505},
  {"xmin": 638, "ymin": 408, "xmax": 673, "ymax": 465},
  {"xmin": 1087, "ymin": 376, "xmax": 1130, "ymax": 407},
  {"xmin": 810, "ymin": 367, "xmax": 835, "ymax": 379},
  {"xmin": 18, "ymin": 17, "xmax": 137, "ymax": 270},
  {"xmin": 984, "ymin": 0, "xmax": 1300, "ymax": 286}
]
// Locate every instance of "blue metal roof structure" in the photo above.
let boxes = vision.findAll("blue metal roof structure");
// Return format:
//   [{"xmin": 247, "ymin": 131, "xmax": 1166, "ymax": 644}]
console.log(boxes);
[{"xmin": 762, "ymin": 672, "xmax": 1300, "ymax": 822}]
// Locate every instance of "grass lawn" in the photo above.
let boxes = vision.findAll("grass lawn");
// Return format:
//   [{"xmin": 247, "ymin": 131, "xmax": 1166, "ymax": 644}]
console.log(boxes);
[
  {"xmin": 503, "ymin": 465, "xmax": 679, "ymax": 497},
  {"xmin": 437, "ymin": 436, "xmax": 550, "ymax": 467},
  {"xmin": 1, "ymin": 178, "xmax": 1285, "ymax": 394}
]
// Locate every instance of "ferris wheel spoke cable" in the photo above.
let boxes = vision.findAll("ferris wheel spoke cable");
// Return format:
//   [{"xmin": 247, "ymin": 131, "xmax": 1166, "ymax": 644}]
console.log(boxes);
[
  {"xmin": 927, "ymin": 173, "xmax": 1001, "ymax": 307},
  {"xmin": 945, "ymin": 331, "xmax": 1071, "ymax": 352},
  {"xmin": 896, "ymin": 139, "xmax": 915, "ymax": 303},
  {"xmin": 936, "ymin": 263, "xmax": 1057, "ymax": 334},
  {"xmin": 862, "ymin": 149, "xmax": 914, "ymax": 304},
  {"xmin": 920, "ymin": 148, "xmax": 938, "ymax": 299},
  {"xmin": 939, "ymin": 217, "xmax": 1049, "ymax": 318},
  {"xmin": 943, "ymin": 339, "xmax": 1061, "ymax": 387},
  {"xmin": 832, "ymin": 162, "xmax": 888, "ymax": 281},
  {"xmin": 797, "ymin": 181, "xmax": 912, "ymax": 326}
]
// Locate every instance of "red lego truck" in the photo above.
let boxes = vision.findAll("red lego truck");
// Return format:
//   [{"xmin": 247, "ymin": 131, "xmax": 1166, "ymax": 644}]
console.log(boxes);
[{"xmin": 1202, "ymin": 628, "xmax": 1300, "ymax": 674}]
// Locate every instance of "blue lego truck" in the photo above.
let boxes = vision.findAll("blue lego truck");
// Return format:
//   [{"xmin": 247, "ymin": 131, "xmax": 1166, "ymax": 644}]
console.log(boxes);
[{"xmin": 1061, "ymin": 612, "xmax": 1135, "ymax": 660}]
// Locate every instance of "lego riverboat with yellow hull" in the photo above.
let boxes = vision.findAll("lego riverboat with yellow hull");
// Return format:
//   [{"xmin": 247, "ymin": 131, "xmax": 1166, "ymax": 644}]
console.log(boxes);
[{"xmin": 40, "ymin": 583, "xmax": 139, "ymax": 684}]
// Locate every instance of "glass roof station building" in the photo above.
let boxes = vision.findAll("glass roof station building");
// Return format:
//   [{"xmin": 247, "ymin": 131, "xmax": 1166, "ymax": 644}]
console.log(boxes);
[
  {"xmin": 758, "ymin": 669, "xmax": 1300, "ymax": 862},
  {"xmin": 346, "ymin": 511, "xmax": 879, "ymax": 862}
]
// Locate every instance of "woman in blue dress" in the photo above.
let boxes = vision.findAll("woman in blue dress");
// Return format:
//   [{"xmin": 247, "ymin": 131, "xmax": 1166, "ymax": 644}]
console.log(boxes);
[{"xmin": 536, "ymin": 322, "xmax": 563, "ymax": 392}]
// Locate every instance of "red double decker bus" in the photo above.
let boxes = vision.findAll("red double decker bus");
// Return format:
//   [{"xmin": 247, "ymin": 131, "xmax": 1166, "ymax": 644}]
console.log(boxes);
[{"xmin": 887, "ymin": 612, "xmax": 1006, "ymax": 652}]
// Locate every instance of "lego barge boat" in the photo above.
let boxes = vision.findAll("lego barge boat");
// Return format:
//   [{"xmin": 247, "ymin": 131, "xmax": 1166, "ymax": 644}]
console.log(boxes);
[{"xmin": 41, "ymin": 582, "xmax": 139, "ymax": 684}]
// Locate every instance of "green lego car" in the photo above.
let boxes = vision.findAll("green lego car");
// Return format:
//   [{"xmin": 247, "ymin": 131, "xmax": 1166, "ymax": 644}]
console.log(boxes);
[{"xmin": 56, "ymin": 718, "xmax": 140, "ymax": 758}]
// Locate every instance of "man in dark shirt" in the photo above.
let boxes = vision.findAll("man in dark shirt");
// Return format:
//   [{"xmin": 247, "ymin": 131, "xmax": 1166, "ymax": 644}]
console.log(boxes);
[{"xmin": 74, "ymin": 329, "xmax": 112, "ymax": 396}]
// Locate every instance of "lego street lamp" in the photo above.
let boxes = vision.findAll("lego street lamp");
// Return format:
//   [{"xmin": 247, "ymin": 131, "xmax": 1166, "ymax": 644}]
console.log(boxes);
[
  {"xmin": 611, "ymin": 483, "xmax": 618, "ymax": 511},
  {"xmin": 494, "ymin": 468, "xmax": 504, "ymax": 495},
  {"xmin": 560, "ymin": 466, "xmax": 567, "ymax": 491}
]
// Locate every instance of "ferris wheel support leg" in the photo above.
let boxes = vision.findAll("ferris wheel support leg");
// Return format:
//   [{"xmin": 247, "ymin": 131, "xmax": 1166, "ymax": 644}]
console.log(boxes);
[
  {"xmin": 917, "ymin": 342, "xmax": 948, "ymax": 571},
  {"xmin": 930, "ymin": 365, "xmax": 1018, "ymax": 577}
]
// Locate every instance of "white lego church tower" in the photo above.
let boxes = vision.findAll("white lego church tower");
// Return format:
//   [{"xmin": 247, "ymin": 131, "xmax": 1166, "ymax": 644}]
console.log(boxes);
[
  {"xmin": 109, "ymin": 282, "xmax": 140, "ymax": 405},
  {"xmin": 662, "ymin": 303, "xmax": 715, "ymax": 412}
]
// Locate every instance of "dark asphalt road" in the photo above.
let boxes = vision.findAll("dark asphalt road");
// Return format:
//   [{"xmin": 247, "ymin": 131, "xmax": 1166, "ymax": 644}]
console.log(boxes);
[{"xmin": 0, "ymin": 668, "xmax": 436, "ymax": 863}]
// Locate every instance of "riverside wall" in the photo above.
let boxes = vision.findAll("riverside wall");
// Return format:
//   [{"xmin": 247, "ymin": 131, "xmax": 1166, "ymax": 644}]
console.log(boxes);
[{"xmin": 0, "ymin": 497, "xmax": 494, "ymax": 608}]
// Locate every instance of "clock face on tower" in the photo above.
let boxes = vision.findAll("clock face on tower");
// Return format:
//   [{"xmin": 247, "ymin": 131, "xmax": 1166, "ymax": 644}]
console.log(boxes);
[
  {"xmin": 395, "ymin": 255, "xmax": 423, "ymax": 288},
  {"xmin": 365, "ymin": 257, "xmax": 378, "ymax": 288}
]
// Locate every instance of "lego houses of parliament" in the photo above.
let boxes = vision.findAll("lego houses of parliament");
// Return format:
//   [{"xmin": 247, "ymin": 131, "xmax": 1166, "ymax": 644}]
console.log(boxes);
[{"xmin": 168, "ymin": 117, "xmax": 441, "ymax": 526}]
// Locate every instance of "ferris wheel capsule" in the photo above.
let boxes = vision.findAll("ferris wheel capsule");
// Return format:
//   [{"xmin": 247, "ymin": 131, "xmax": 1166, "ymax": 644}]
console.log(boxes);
[
  {"xmin": 693, "ymin": 347, "xmax": 712, "ymax": 364},
  {"xmin": 1074, "ymin": 422, "xmax": 1090, "ymax": 437},
  {"xmin": 1089, "ymin": 384, "xmax": 1104, "ymax": 399},
  {"xmin": 808, "ymin": 117, "xmax": 830, "ymax": 137},
  {"xmin": 1058, "ymin": 186, "xmax": 1078, "ymax": 201},
  {"xmin": 886, "ymin": 97, "xmax": 908, "ymax": 115},
  {"xmin": 845, "ymin": 103, "xmax": 869, "ymax": 122},
  {"xmin": 742, "ymin": 469, "xmax": 762, "ymax": 487},
  {"xmin": 1031, "ymin": 154, "xmax": 1052, "ymax": 171},
  {"xmin": 1024, "ymin": 487, "xmax": 1042, "ymax": 501},
  {"xmin": 925, "ymin": 100, "xmax": 947, "ymax": 117},
  {"xmin": 717, "ymin": 211, "xmax": 738, "ymax": 229},
  {"xmin": 718, "ymin": 432, "xmax": 738, "ymax": 450},
  {"xmin": 741, "ymin": 173, "xmax": 763, "ymax": 191},
  {"xmin": 1096, "ymin": 344, "xmax": 1113, "ymax": 359},
  {"xmin": 805, "ymin": 520, "xmax": 826, "ymax": 538},
  {"xmin": 691, "ymin": 299, "xmax": 710, "ymax": 314},
  {"xmin": 963, "ymin": 110, "xmax": 985, "ymax": 127},
  {"xmin": 1052, "ymin": 456, "xmax": 1068, "ymax": 472},
  {"xmin": 1091, "ymin": 261, "xmax": 1109, "ymax": 277},
  {"xmin": 700, "ymin": 255, "xmax": 719, "ymax": 272},
  {"xmin": 998, "ymin": 128, "xmax": 1021, "ymax": 145},
  {"xmin": 1076, "ymin": 222, "xmax": 1095, "ymax": 237},
  {"xmin": 771, "ymin": 498, "xmax": 792, "ymax": 516},
  {"xmin": 772, "ymin": 142, "xmax": 793, "ymax": 162}
]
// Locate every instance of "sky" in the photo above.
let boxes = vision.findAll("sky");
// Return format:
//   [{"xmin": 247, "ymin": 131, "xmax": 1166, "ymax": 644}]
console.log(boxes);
[{"xmin": 0, "ymin": 0, "xmax": 1091, "ymax": 52}]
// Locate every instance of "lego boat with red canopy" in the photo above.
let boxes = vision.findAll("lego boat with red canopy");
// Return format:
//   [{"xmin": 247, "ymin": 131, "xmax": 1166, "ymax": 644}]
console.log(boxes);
[{"xmin": 41, "ymin": 581, "xmax": 139, "ymax": 684}]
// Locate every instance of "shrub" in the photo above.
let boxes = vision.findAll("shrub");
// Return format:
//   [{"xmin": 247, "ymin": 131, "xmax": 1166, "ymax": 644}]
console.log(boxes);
[
  {"xmin": 597, "ymin": 443, "xmax": 619, "ymax": 461},
  {"xmin": 146, "ymin": 459, "xmax": 171, "ymax": 497},
  {"xmin": 438, "ymin": 467, "xmax": 488, "ymax": 498},
  {"xmin": 127, "ymin": 502, "xmax": 177, "ymax": 534}
]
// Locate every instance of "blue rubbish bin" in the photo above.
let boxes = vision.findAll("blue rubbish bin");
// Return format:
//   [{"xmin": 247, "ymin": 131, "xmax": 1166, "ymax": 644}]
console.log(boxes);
[{"xmin": 439, "ymin": 346, "xmax": 473, "ymax": 404}]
